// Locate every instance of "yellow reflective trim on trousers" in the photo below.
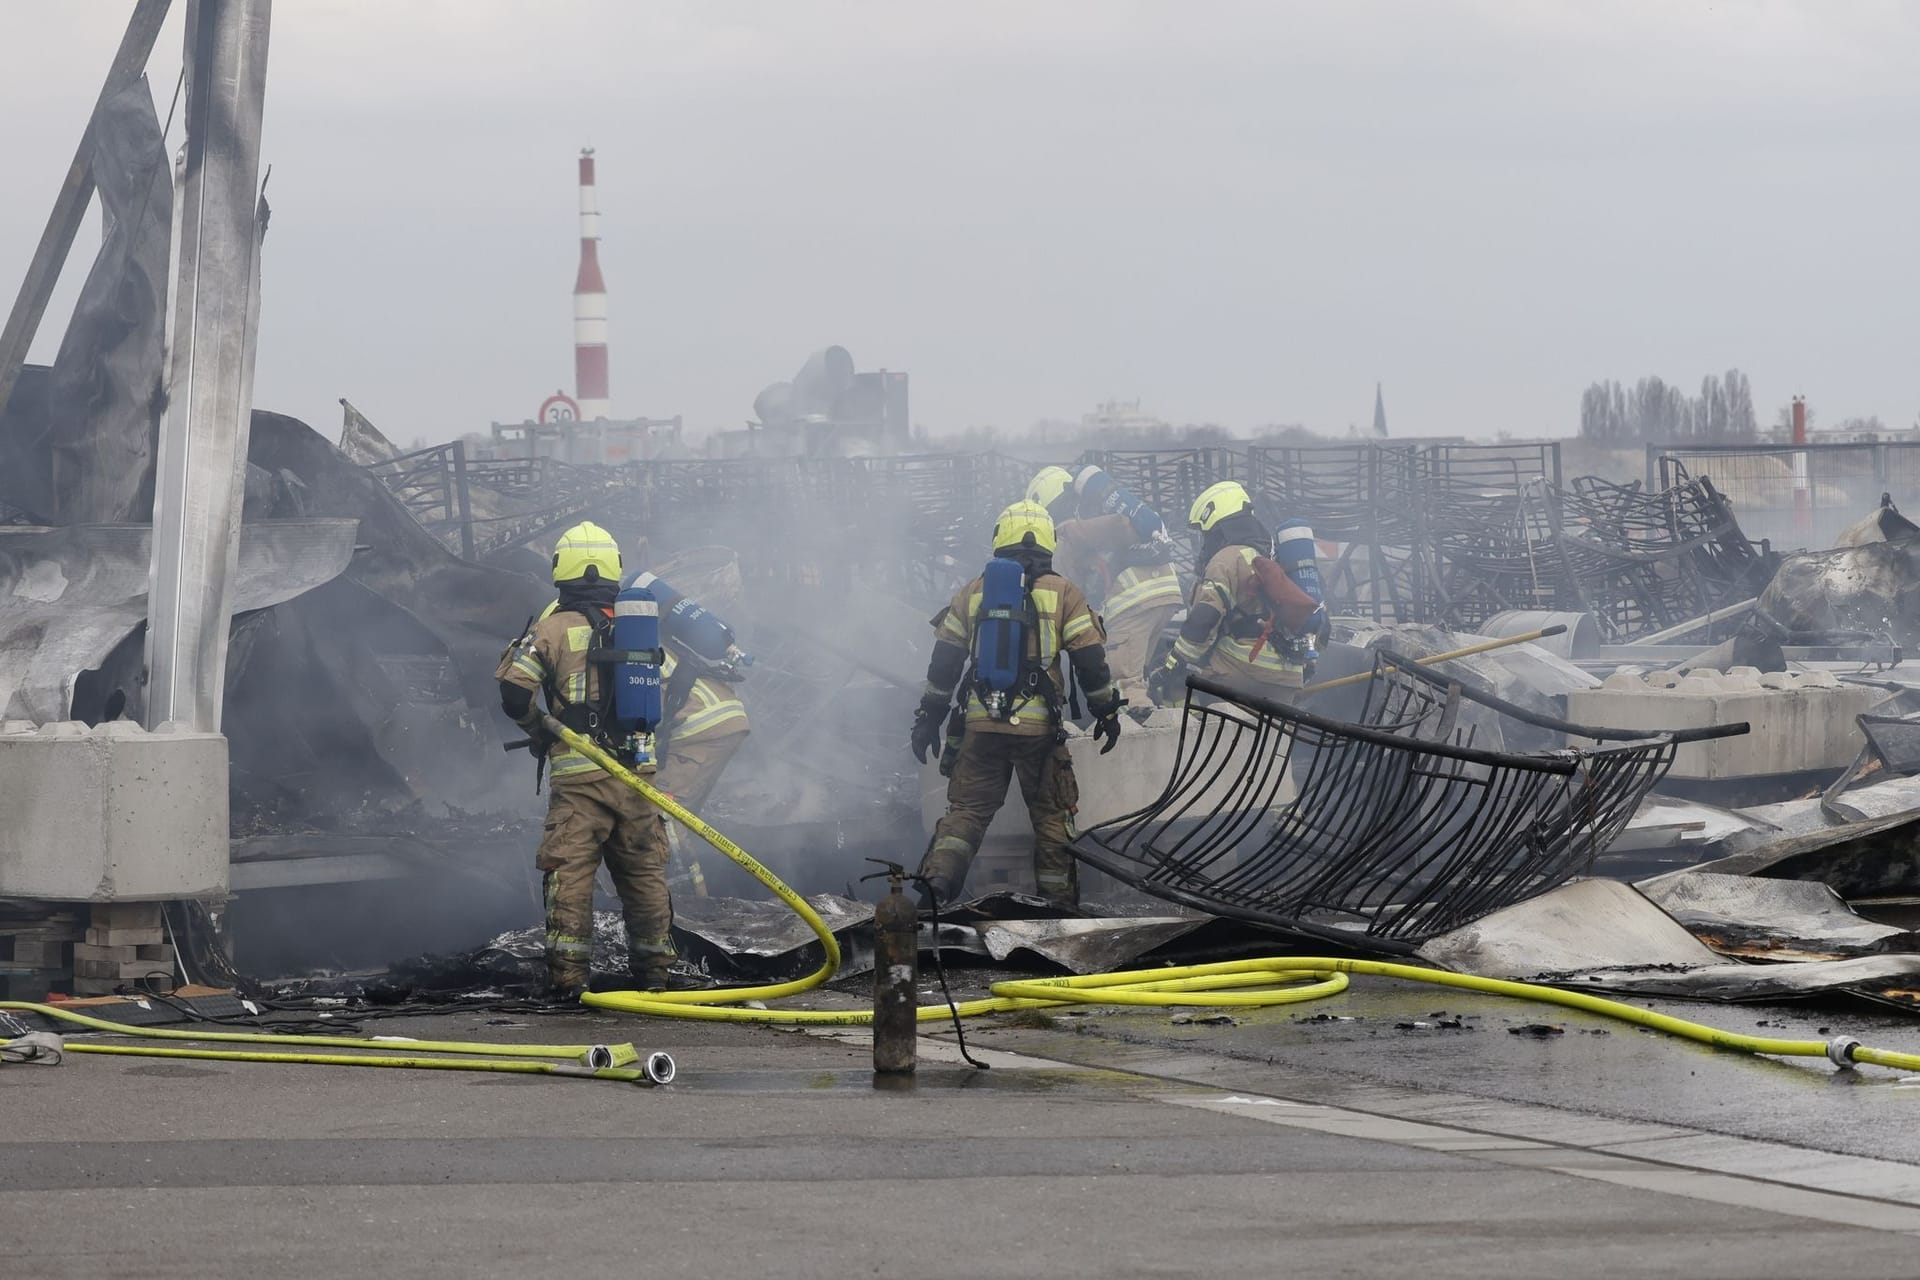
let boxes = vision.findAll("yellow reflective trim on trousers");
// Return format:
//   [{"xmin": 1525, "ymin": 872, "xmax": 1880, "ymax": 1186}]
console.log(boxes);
[{"xmin": 673, "ymin": 697, "xmax": 748, "ymax": 741}]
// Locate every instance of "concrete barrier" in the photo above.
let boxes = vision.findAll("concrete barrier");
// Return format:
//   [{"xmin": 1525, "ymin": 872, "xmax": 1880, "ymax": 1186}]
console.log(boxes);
[
  {"xmin": 0, "ymin": 720, "xmax": 228, "ymax": 900},
  {"xmin": 1568, "ymin": 668, "xmax": 1879, "ymax": 780}
]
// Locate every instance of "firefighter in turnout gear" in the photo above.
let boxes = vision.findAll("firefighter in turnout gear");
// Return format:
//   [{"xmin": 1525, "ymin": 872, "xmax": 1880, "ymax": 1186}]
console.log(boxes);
[
  {"xmin": 1148, "ymin": 481, "xmax": 1327, "ymax": 706},
  {"xmin": 496, "ymin": 522, "xmax": 674, "ymax": 996},
  {"xmin": 911, "ymin": 501, "xmax": 1124, "ymax": 909},
  {"xmin": 1027, "ymin": 465, "xmax": 1183, "ymax": 716}
]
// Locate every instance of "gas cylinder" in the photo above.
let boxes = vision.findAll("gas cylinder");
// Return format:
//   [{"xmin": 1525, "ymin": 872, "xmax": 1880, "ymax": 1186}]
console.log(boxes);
[
  {"xmin": 871, "ymin": 865, "xmax": 919, "ymax": 1075},
  {"xmin": 1074, "ymin": 465, "xmax": 1168, "ymax": 542}
]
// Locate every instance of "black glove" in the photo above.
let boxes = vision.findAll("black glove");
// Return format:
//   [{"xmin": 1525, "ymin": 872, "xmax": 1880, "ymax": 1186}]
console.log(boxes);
[
  {"xmin": 911, "ymin": 694, "xmax": 949, "ymax": 763},
  {"xmin": 1147, "ymin": 656, "xmax": 1187, "ymax": 707},
  {"xmin": 1087, "ymin": 688, "xmax": 1124, "ymax": 754}
]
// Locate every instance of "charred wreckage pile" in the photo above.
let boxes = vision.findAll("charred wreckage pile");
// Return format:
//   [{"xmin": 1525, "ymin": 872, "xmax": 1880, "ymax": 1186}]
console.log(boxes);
[{"xmin": 1, "ymin": 75, "xmax": 1916, "ymax": 994}]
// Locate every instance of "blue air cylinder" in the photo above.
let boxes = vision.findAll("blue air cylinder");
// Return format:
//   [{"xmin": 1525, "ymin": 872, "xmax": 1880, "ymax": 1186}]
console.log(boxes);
[
  {"xmin": 1074, "ymin": 466, "xmax": 1167, "ymax": 542},
  {"xmin": 1272, "ymin": 519, "xmax": 1324, "ymax": 605},
  {"xmin": 973, "ymin": 557, "xmax": 1028, "ymax": 718},
  {"xmin": 630, "ymin": 570, "xmax": 739, "ymax": 664},
  {"xmin": 611, "ymin": 585, "xmax": 663, "ymax": 733}
]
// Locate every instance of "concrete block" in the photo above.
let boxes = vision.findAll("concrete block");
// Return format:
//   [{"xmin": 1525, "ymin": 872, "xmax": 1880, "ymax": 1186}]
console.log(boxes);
[
  {"xmin": 85, "ymin": 926, "xmax": 165, "ymax": 947},
  {"xmin": 136, "ymin": 944, "xmax": 175, "ymax": 961},
  {"xmin": 76, "ymin": 955, "xmax": 169, "ymax": 980},
  {"xmin": 74, "ymin": 943, "xmax": 138, "ymax": 964},
  {"xmin": 1568, "ymin": 671, "xmax": 1881, "ymax": 780},
  {"xmin": 93, "ymin": 902, "xmax": 164, "ymax": 928},
  {"xmin": 3, "ymin": 938, "xmax": 68, "ymax": 968},
  {"xmin": 0, "ymin": 720, "xmax": 227, "ymax": 900}
]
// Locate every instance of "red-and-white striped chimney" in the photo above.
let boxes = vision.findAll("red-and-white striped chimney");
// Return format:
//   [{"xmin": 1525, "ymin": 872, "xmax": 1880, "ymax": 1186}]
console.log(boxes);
[{"xmin": 573, "ymin": 148, "xmax": 610, "ymax": 421}]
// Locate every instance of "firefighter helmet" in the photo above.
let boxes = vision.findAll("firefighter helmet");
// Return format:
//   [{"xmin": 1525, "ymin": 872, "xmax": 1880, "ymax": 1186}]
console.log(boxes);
[
  {"xmin": 552, "ymin": 521, "xmax": 623, "ymax": 584},
  {"xmin": 992, "ymin": 500, "xmax": 1058, "ymax": 555},
  {"xmin": 1188, "ymin": 481, "xmax": 1253, "ymax": 532}
]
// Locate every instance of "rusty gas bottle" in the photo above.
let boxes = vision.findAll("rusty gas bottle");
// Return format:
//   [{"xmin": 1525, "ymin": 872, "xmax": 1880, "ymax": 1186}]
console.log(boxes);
[{"xmin": 871, "ymin": 863, "xmax": 919, "ymax": 1075}]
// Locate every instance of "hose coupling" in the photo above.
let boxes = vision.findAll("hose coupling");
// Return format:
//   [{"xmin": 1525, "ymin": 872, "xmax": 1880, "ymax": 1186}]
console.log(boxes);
[
  {"xmin": 644, "ymin": 1051, "xmax": 677, "ymax": 1086},
  {"xmin": 1827, "ymin": 1036, "xmax": 1861, "ymax": 1067},
  {"xmin": 584, "ymin": 1045, "xmax": 615, "ymax": 1070}
]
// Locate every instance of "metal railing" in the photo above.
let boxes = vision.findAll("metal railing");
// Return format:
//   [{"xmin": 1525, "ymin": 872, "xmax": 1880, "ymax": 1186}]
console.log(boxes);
[{"xmin": 1074, "ymin": 653, "xmax": 1740, "ymax": 946}]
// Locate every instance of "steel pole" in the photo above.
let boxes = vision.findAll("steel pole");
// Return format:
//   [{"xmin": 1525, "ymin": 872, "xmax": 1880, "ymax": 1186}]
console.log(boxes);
[{"xmin": 145, "ymin": 0, "xmax": 271, "ymax": 731}]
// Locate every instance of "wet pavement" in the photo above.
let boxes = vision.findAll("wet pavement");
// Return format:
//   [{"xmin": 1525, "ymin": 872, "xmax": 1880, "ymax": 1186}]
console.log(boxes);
[
  {"xmin": 956, "ymin": 974, "xmax": 1920, "ymax": 1164},
  {"xmin": 8, "ymin": 993, "xmax": 1920, "ymax": 1278}
]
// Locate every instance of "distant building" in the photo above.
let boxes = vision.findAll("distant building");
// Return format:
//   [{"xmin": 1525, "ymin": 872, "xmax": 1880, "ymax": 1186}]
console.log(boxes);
[
  {"xmin": 1081, "ymin": 398, "xmax": 1170, "ymax": 435},
  {"xmin": 1372, "ymin": 383, "xmax": 1389, "ymax": 438},
  {"xmin": 488, "ymin": 414, "xmax": 683, "ymax": 465}
]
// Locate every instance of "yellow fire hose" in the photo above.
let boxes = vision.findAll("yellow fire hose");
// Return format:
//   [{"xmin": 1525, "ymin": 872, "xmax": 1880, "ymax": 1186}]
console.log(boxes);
[
  {"xmin": 565, "ymin": 720, "xmax": 1920, "ymax": 1075},
  {"xmin": 0, "ymin": 996, "xmax": 676, "ymax": 1085}
]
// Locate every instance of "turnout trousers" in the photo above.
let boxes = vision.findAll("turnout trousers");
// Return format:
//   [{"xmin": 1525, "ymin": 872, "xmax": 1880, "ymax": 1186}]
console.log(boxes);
[
  {"xmin": 657, "ymin": 728, "xmax": 750, "ymax": 814},
  {"xmin": 1103, "ymin": 601, "xmax": 1181, "ymax": 709},
  {"xmin": 536, "ymin": 771, "xmax": 675, "ymax": 988},
  {"xmin": 920, "ymin": 731, "xmax": 1081, "ymax": 907}
]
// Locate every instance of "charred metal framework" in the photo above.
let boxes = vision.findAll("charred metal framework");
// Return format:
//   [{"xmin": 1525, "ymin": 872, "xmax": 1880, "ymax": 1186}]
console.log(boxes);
[
  {"xmin": 365, "ymin": 442, "xmax": 611, "ymax": 561},
  {"xmin": 362, "ymin": 439, "xmax": 1772, "ymax": 636},
  {"xmin": 1072, "ymin": 653, "xmax": 1746, "ymax": 947},
  {"xmin": 1652, "ymin": 442, "xmax": 1920, "ymax": 554}
]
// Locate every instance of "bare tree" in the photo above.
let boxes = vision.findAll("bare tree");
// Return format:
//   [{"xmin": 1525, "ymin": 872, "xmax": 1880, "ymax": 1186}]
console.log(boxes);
[{"xmin": 1579, "ymin": 368, "xmax": 1758, "ymax": 443}]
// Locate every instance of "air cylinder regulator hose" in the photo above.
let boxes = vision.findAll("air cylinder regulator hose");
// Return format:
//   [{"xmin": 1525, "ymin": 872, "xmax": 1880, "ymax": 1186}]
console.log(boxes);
[{"xmin": 561, "ymin": 721, "xmax": 1920, "ymax": 1077}]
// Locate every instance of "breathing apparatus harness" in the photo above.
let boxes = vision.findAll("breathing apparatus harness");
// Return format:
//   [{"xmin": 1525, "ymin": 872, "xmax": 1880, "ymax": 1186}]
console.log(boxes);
[
  {"xmin": 962, "ymin": 551, "xmax": 1081, "ymax": 757},
  {"xmin": 506, "ymin": 583, "xmax": 666, "ymax": 790}
]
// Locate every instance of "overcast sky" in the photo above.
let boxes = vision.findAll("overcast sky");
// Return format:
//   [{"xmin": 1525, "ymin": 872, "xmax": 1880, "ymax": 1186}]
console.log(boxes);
[{"xmin": 5, "ymin": 1, "xmax": 1918, "ymax": 445}]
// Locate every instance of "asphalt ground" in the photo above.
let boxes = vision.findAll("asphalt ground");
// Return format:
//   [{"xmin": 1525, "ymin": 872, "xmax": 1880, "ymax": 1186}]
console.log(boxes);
[{"xmin": 8, "ymin": 981, "xmax": 1920, "ymax": 1279}]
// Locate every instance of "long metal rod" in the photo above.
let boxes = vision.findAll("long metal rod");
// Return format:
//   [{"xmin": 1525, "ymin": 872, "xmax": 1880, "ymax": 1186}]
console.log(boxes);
[
  {"xmin": 1299, "ymin": 626, "xmax": 1568, "ymax": 696},
  {"xmin": 1635, "ymin": 596, "xmax": 1757, "ymax": 644},
  {"xmin": 0, "ymin": 0, "xmax": 174, "ymax": 423}
]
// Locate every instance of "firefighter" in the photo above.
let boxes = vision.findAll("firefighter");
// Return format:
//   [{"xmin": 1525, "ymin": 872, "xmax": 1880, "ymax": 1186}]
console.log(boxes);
[
  {"xmin": 1026, "ymin": 465, "xmax": 1183, "ymax": 716},
  {"xmin": 910, "ymin": 500, "xmax": 1124, "ymax": 909},
  {"xmin": 1148, "ymin": 480, "xmax": 1326, "ymax": 705},
  {"xmin": 496, "ymin": 522, "xmax": 674, "ymax": 997},
  {"xmin": 654, "ymin": 649, "xmax": 749, "ymax": 815}
]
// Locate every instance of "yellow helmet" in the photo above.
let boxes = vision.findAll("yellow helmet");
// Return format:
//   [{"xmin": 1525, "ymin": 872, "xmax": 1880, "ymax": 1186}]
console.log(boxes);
[
  {"xmin": 1024, "ymin": 466, "xmax": 1073, "ymax": 514},
  {"xmin": 551, "ymin": 521, "xmax": 622, "ymax": 584},
  {"xmin": 992, "ymin": 499, "xmax": 1057, "ymax": 555},
  {"xmin": 1188, "ymin": 480, "xmax": 1252, "ymax": 532}
]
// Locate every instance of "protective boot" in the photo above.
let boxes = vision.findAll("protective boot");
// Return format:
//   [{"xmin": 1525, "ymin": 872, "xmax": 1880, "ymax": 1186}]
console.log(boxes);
[
  {"xmin": 628, "ymin": 949, "xmax": 673, "ymax": 992},
  {"xmin": 915, "ymin": 835, "xmax": 972, "ymax": 913},
  {"xmin": 544, "ymin": 969, "xmax": 589, "ymax": 1004}
]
